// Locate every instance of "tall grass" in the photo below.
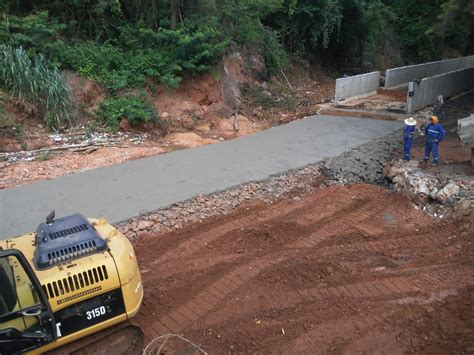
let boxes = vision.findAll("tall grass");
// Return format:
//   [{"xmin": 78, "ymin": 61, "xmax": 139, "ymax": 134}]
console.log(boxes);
[{"xmin": 0, "ymin": 45, "xmax": 72, "ymax": 128}]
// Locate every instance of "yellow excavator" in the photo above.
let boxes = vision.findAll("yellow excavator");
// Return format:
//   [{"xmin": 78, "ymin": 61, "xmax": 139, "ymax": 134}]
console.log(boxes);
[{"xmin": 0, "ymin": 212, "xmax": 143, "ymax": 354}]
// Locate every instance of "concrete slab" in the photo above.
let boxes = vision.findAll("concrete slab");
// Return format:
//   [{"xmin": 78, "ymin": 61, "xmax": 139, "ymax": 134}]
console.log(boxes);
[{"xmin": 0, "ymin": 115, "xmax": 401, "ymax": 238}]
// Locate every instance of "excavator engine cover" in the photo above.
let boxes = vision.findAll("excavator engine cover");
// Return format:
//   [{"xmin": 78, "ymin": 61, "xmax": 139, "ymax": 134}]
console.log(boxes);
[{"xmin": 34, "ymin": 214, "xmax": 108, "ymax": 269}]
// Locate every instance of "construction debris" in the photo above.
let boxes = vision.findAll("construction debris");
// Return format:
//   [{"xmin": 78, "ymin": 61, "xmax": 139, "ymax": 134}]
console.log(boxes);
[
  {"xmin": 1, "ymin": 130, "xmax": 150, "ymax": 163},
  {"xmin": 384, "ymin": 160, "xmax": 473, "ymax": 217}
]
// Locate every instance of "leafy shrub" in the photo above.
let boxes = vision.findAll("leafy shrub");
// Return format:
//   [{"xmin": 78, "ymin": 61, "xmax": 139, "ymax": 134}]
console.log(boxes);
[
  {"xmin": 35, "ymin": 151, "xmax": 52, "ymax": 161},
  {"xmin": 0, "ymin": 45, "xmax": 72, "ymax": 128},
  {"xmin": 95, "ymin": 96, "xmax": 158, "ymax": 132},
  {"xmin": 218, "ymin": 0, "xmax": 284, "ymax": 45},
  {"xmin": 59, "ymin": 42, "xmax": 130, "ymax": 90},
  {"xmin": 54, "ymin": 25, "xmax": 228, "ymax": 91},
  {"xmin": 262, "ymin": 28, "xmax": 288, "ymax": 76},
  {"xmin": 241, "ymin": 81, "xmax": 297, "ymax": 111},
  {"xmin": 1, "ymin": 11, "xmax": 66, "ymax": 58}
]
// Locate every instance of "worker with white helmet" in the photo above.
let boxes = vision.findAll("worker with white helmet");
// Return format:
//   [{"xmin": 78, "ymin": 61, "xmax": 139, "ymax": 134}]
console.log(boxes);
[{"xmin": 403, "ymin": 116, "xmax": 417, "ymax": 161}]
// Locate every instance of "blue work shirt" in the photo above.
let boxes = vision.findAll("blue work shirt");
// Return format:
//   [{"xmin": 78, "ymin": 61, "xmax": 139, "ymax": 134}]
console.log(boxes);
[
  {"xmin": 403, "ymin": 125, "xmax": 415, "ymax": 141},
  {"xmin": 425, "ymin": 123, "xmax": 446, "ymax": 143}
]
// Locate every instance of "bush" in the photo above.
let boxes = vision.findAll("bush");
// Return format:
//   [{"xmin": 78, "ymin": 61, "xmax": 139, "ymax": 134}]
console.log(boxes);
[
  {"xmin": 0, "ymin": 45, "xmax": 72, "ymax": 128},
  {"xmin": 241, "ymin": 81, "xmax": 297, "ymax": 111},
  {"xmin": 54, "ymin": 25, "xmax": 228, "ymax": 91},
  {"xmin": 1, "ymin": 11, "xmax": 66, "ymax": 58},
  {"xmin": 262, "ymin": 28, "xmax": 288, "ymax": 76},
  {"xmin": 95, "ymin": 96, "xmax": 158, "ymax": 132}
]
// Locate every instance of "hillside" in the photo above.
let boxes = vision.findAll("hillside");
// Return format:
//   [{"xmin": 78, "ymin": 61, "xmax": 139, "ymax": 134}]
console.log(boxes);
[{"xmin": 1, "ymin": 0, "xmax": 473, "ymax": 186}]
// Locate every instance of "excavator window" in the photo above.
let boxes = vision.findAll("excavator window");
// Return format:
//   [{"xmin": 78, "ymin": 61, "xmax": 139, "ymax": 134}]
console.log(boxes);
[
  {"xmin": 0, "ymin": 258, "xmax": 18, "ymax": 315},
  {"xmin": 0, "ymin": 250, "xmax": 56, "ymax": 354},
  {"xmin": 0, "ymin": 255, "xmax": 41, "ymax": 332}
]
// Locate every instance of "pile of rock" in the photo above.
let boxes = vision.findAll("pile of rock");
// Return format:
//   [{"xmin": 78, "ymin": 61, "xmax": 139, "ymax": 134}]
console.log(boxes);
[{"xmin": 384, "ymin": 159, "xmax": 472, "ymax": 217}]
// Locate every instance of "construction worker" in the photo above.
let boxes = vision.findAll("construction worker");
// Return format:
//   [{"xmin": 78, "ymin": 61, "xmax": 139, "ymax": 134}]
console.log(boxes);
[
  {"xmin": 424, "ymin": 115, "xmax": 446, "ymax": 166},
  {"xmin": 403, "ymin": 116, "xmax": 417, "ymax": 161}
]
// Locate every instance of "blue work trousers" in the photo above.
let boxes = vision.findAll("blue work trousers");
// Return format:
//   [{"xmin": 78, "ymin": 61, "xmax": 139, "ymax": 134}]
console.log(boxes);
[
  {"xmin": 403, "ymin": 139, "xmax": 413, "ymax": 160},
  {"xmin": 424, "ymin": 142, "xmax": 439, "ymax": 162}
]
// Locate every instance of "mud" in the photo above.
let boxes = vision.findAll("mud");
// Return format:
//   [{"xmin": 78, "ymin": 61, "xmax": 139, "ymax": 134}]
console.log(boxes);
[{"xmin": 128, "ymin": 184, "xmax": 473, "ymax": 354}]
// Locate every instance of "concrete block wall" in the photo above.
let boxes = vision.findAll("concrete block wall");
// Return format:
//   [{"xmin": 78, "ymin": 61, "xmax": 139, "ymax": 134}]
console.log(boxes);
[
  {"xmin": 407, "ymin": 67, "xmax": 474, "ymax": 113},
  {"xmin": 335, "ymin": 71, "xmax": 380, "ymax": 104},
  {"xmin": 385, "ymin": 55, "xmax": 474, "ymax": 88}
]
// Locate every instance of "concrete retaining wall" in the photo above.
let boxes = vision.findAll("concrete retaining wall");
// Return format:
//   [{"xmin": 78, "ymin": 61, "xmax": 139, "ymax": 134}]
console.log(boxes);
[
  {"xmin": 407, "ymin": 67, "xmax": 474, "ymax": 113},
  {"xmin": 385, "ymin": 55, "xmax": 474, "ymax": 88},
  {"xmin": 335, "ymin": 71, "xmax": 380, "ymax": 104}
]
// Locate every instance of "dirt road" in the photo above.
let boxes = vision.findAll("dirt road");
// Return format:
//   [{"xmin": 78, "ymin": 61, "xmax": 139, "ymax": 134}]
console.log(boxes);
[{"xmin": 130, "ymin": 184, "xmax": 473, "ymax": 353}]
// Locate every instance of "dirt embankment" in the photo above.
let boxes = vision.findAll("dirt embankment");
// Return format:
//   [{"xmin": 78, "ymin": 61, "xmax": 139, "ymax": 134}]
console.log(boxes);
[{"xmin": 128, "ymin": 184, "xmax": 473, "ymax": 354}]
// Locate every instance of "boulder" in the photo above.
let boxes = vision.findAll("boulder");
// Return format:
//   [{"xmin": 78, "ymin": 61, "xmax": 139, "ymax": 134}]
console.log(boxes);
[
  {"xmin": 453, "ymin": 199, "xmax": 471, "ymax": 212},
  {"xmin": 137, "ymin": 220, "xmax": 153, "ymax": 231},
  {"xmin": 384, "ymin": 160, "xmax": 440, "ymax": 203},
  {"xmin": 434, "ymin": 183, "xmax": 460, "ymax": 203}
]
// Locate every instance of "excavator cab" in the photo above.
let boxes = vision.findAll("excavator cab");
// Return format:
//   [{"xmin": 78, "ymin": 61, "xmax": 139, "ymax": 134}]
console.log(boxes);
[
  {"xmin": 0, "ymin": 213, "xmax": 143, "ymax": 354},
  {"xmin": 0, "ymin": 249, "xmax": 56, "ymax": 354}
]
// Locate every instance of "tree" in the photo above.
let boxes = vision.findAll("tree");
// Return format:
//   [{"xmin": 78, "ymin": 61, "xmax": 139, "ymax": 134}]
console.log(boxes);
[
  {"xmin": 432, "ymin": 0, "xmax": 474, "ymax": 54},
  {"xmin": 170, "ymin": 0, "xmax": 178, "ymax": 30}
]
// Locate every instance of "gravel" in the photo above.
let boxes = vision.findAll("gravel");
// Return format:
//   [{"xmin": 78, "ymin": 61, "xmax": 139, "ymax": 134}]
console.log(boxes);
[{"xmin": 324, "ymin": 130, "xmax": 402, "ymax": 184}]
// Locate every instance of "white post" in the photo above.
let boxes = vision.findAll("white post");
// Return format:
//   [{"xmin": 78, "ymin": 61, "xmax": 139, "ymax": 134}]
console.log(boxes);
[{"xmin": 407, "ymin": 81, "xmax": 415, "ymax": 113}]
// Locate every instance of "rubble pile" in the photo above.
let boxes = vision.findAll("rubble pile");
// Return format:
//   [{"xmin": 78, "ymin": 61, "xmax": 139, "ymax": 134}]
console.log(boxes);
[
  {"xmin": 385, "ymin": 159, "xmax": 473, "ymax": 217},
  {"xmin": 1, "ymin": 130, "xmax": 151, "ymax": 163}
]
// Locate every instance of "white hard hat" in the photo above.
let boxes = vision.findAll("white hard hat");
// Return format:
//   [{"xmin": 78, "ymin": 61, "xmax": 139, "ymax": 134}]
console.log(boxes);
[{"xmin": 404, "ymin": 117, "xmax": 417, "ymax": 126}]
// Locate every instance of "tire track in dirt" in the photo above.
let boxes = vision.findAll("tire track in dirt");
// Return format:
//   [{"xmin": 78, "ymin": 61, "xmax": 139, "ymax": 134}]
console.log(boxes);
[
  {"xmin": 140, "ymin": 224, "xmax": 349, "ymax": 338},
  {"xmin": 149, "ymin": 192, "xmax": 353, "ymax": 268},
  {"xmin": 203, "ymin": 275, "xmax": 422, "ymax": 325},
  {"xmin": 408, "ymin": 266, "xmax": 474, "ymax": 291},
  {"xmin": 281, "ymin": 312, "xmax": 392, "ymax": 354},
  {"xmin": 153, "ymin": 232, "xmax": 465, "ymax": 339},
  {"xmin": 142, "ymin": 255, "xmax": 287, "ymax": 338},
  {"xmin": 138, "ymin": 196, "xmax": 392, "ymax": 339},
  {"xmin": 262, "ymin": 267, "xmax": 473, "ymax": 353},
  {"xmin": 193, "ymin": 262, "xmax": 473, "ymax": 351},
  {"xmin": 229, "ymin": 266, "xmax": 473, "ymax": 320},
  {"xmin": 131, "ymin": 184, "xmax": 472, "ymax": 353},
  {"xmin": 151, "ymin": 192, "xmax": 385, "ymax": 279},
  {"xmin": 311, "ymin": 233, "xmax": 442, "ymax": 254}
]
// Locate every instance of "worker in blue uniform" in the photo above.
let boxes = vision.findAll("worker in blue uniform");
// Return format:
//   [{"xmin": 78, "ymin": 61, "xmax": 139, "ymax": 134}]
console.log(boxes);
[
  {"xmin": 424, "ymin": 115, "xmax": 446, "ymax": 166},
  {"xmin": 403, "ymin": 116, "xmax": 417, "ymax": 161}
]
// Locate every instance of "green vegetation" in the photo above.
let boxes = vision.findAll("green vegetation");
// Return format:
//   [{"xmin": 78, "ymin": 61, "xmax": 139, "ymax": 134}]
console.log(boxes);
[
  {"xmin": 0, "ymin": 45, "xmax": 71, "ymax": 128},
  {"xmin": 35, "ymin": 151, "xmax": 52, "ymax": 161},
  {"xmin": 3, "ymin": 0, "xmax": 470, "ymax": 73},
  {"xmin": 241, "ymin": 82, "xmax": 298, "ymax": 112},
  {"xmin": 96, "ymin": 96, "xmax": 158, "ymax": 132},
  {"xmin": 1, "ymin": 0, "xmax": 472, "ymax": 130}
]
